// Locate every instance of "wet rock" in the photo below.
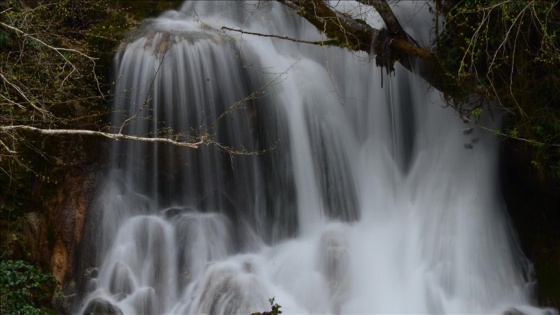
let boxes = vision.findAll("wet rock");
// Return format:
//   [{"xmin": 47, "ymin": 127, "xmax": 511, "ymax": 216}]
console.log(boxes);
[
  {"xmin": 161, "ymin": 206, "xmax": 196, "ymax": 219},
  {"xmin": 502, "ymin": 306, "xmax": 559, "ymax": 315},
  {"xmin": 196, "ymin": 263, "xmax": 267, "ymax": 314},
  {"xmin": 82, "ymin": 298, "xmax": 123, "ymax": 315},
  {"xmin": 502, "ymin": 308, "xmax": 524, "ymax": 315},
  {"xmin": 108, "ymin": 261, "xmax": 136, "ymax": 297}
]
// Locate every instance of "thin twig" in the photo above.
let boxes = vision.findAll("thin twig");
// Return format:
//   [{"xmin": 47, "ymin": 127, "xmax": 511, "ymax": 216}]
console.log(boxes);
[{"xmin": 221, "ymin": 26, "xmax": 338, "ymax": 46}]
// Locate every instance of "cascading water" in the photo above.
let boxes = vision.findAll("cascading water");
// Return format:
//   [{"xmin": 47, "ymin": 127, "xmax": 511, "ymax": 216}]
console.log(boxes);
[{"xmin": 76, "ymin": 1, "xmax": 555, "ymax": 314}]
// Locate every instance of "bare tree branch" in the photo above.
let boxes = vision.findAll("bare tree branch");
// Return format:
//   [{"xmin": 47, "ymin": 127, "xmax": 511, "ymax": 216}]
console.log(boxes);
[
  {"xmin": 0, "ymin": 139, "xmax": 17, "ymax": 154},
  {"xmin": 1, "ymin": 125, "xmax": 203, "ymax": 149}
]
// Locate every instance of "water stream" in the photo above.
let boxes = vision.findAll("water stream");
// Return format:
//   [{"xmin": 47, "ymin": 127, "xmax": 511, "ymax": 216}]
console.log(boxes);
[{"xmin": 77, "ymin": 1, "xmax": 551, "ymax": 314}]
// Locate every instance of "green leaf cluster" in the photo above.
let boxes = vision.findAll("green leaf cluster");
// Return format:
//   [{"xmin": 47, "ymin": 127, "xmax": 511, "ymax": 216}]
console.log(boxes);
[
  {"xmin": 436, "ymin": 0, "xmax": 560, "ymax": 179},
  {"xmin": 0, "ymin": 259, "xmax": 58, "ymax": 315},
  {"xmin": 251, "ymin": 297, "xmax": 282, "ymax": 315}
]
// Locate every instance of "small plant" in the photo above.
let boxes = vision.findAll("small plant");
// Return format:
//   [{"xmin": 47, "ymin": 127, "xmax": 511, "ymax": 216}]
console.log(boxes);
[
  {"xmin": 0, "ymin": 260, "xmax": 58, "ymax": 315},
  {"xmin": 251, "ymin": 297, "xmax": 282, "ymax": 315}
]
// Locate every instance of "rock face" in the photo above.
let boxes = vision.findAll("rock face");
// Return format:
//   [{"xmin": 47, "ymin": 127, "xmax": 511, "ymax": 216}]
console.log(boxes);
[
  {"xmin": 0, "ymin": 164, "xmax": 104, "ymax": 314},
  {"xmin": 45, "ymin": 169, "xmax": 102, "ymax": 285},
  {"xmin": 46, "ymin": 168, "xmax": 105, "ymax": 314}
]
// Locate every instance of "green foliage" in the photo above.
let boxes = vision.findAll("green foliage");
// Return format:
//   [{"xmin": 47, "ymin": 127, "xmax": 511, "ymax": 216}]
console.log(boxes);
[
  {"xmin": 0, "ymin": 0, "xmax": 123, "ymax": 222},
  {"xmin": 0, "ymin": 0, "xmax": 111, "ymax": 161},
  {"xmin": 436, "ymin": 0, "xmax": 560, "ymax": 179},
  {"xmin": 251, "ymin": 297, "xmax": 282, "ymax": 315},
  {"xmin": 0, "ymin": 260, "xmax": 58, "ymax": 315},
  {"xmin": 0, "ymin": 0, "xmax": 183, "ymax": 242},
  {"xmin": 0, "ymin": 0, "xmax": 184, "ymax": 262}
]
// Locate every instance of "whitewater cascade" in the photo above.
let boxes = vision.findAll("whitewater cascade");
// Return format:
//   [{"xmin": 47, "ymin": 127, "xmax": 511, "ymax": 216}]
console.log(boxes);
[{"xmin": 76, "ymin": 1, "xmax": 553, "ymax": 314}]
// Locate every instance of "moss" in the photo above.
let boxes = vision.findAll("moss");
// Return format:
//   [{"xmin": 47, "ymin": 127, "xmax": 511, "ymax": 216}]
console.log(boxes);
[{"xmin": 86, "ymin": 10, "xmax": 130, "ymax": 67}]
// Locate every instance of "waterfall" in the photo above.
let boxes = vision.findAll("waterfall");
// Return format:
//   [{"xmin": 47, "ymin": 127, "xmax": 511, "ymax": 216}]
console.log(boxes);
[{"xmin": 76, "ymin": 1, "xmax": 552, "ymax": 314}]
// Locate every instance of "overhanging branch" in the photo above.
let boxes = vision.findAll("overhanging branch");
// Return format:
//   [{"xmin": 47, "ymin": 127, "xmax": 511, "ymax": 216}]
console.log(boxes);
[{"xmin": 276, "ymin": 0, "xmax": 450, "ymax": 94}]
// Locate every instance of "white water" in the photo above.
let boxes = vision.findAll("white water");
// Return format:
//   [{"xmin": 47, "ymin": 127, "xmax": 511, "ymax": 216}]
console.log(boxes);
[{"xmin": 77, "ymin": 1, "xmax": 553, "ymax": 314}]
